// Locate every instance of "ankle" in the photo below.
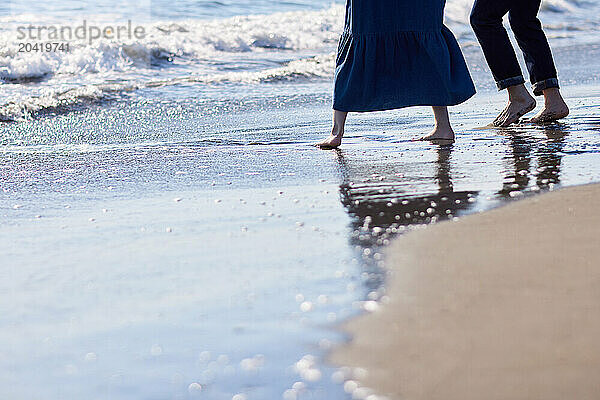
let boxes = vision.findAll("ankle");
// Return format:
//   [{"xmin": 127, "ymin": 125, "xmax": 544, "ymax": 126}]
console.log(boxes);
[
  {"xmin": 542, "ymin": 88, "xmax": 565, "ymax": 104},
  {"xmin": 332, "ymin": 127, "xmax": 344, "ymax": 137},
  {"xmin": 507, "ymin": 84, "xmax": 533, "ymax": 102},
  {"xmin": 434, "ymin": 123, "xmax": 453, "ymax": 131}
]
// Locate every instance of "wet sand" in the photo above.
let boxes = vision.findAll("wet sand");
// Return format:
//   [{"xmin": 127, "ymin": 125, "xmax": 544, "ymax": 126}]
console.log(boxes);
[
  {"xmin": 3, "ymin": 38, "xmax": 600, "ymax": 399},
  {"xmin": 331, "ymin": 183, "xmax": 600, "ymax": 400}
]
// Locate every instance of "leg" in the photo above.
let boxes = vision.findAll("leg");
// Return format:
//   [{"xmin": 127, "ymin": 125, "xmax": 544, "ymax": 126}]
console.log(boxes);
[
  {"xmin": 470, "ymin": 0, "xmax": 536, "ymax": 127},
  {"xmin": 316, "ymin": 110, "xmax": 347, "ymax": 149},
  {"xmin": 508, "ymin": 0, "xmax": 558, "ymax": 95},
  {"xmin": 507, "ymin": 2, "xmax": 569, "ymax": 122},
  {"xmin": 419, "ymin": 106, "xmax": 455, "ymax": 142},
  {"xmin": 470, "ymin": 0, "xmax": 524, "ymax": 91}
]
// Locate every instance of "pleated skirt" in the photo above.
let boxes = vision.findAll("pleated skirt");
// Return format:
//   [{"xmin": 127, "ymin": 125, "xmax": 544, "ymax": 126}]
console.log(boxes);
[{"xmin": 333, "ymin": 0, "xmax": 476, "ymax": 112}]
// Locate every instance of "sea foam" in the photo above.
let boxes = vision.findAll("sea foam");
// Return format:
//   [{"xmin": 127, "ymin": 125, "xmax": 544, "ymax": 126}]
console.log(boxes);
[{"xmin": 1, "ymin": 0, "xmax": 598, "ymax": 121}]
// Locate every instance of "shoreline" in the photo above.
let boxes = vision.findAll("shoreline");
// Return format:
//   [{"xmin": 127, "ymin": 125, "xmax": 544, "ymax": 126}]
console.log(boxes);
[
  {"xmin": 330, "ymin": 183, "xmax": 600, "ymax": 400},
  {"xmin": 4, "ymin": 90, "xmax": 600, "ymax": 400}
]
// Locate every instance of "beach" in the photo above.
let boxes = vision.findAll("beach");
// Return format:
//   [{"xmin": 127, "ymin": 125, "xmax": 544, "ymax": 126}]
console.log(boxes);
[
  {"xmin": 2, "ymin": 87, "xmax": 600, "ymax": 399},
  {"xmin": 2, "ymin": 0, "xmax": 600, "ymax": 399},
  {"xmin": 331, "ymin": 183, "xmax": 600, "ymax": 400}
]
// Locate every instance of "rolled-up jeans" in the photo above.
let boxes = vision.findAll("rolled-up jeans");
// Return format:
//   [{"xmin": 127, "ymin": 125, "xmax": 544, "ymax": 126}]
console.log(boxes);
[{"xmin": 470, "ymin": 0, "xmax": 559, "ymax": 95}]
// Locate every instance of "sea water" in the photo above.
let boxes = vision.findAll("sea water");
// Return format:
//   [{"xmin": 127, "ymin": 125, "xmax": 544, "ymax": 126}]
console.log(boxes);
[
  {"xmin": 1, "ymin": 0, "xmax": 599, "ymax": 121},
  {"xmin": 1, "ymin": 1, "xmax": 600, "ymax": 399}
]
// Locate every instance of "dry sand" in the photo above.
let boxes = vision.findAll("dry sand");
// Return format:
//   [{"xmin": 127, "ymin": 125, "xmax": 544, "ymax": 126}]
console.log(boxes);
[{"xmin": 331, "ymin": 184, "xmax": 600, "ymax": 400}]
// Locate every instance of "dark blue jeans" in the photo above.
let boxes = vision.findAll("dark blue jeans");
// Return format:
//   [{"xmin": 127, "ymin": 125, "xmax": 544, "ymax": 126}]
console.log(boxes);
[{"xmin": 470, "ymin": 0, "xmax": 559, "ymax": 95}]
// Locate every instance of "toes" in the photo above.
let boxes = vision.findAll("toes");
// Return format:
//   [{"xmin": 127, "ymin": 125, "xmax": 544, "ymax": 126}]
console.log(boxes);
[
  {"xmin": 492, "ymin": 115, "xmax": 506, "ymax": 127},
  {"xmin": 498, "ymin": 114, "xmax": 513, "ymax": 127},
  {"xmin": 531, "ymin": 111, "xmax": 559, "ymax": 124}
]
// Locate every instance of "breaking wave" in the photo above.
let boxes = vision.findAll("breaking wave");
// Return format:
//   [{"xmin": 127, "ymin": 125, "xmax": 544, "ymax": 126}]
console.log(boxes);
[{"xmin": 1, "ymin": 0, "xmax": 598, "ymax": 121}]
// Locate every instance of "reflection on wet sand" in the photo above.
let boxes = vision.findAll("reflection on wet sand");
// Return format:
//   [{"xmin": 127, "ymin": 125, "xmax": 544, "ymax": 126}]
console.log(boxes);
[
  {"xmin": 336, "ymin": 145, "xmax": 478, "ymax": 242},
  {"xmin": 498, "ymin": 125, "xmax": 567, "ymax": 198},
  {"xmin": 333, "ymin": 122, "xmax": 579, "ymax": 297},
  {"xmin": 334, "ymin": 145, "xmax": 479, "ymax": 292}
]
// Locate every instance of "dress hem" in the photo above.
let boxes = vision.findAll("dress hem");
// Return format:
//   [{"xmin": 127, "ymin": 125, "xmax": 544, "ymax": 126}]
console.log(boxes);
[
  {"xmin": 332, "ymin": 91, "xmax": 476, "ymax": 113},
  {"xmin": 343, "ymin": 28, "xmax": 442, "ymax": 36},
  {"xmin": 333, "ymin": 25, "xmax": 476, "ymax": 113}
]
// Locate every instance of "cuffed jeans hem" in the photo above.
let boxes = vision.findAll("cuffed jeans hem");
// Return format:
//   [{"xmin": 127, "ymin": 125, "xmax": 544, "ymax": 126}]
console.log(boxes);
[
  {"xmin": 496, "ymin": 75, "xmax": 525, "ymax": 91},
  {"xmin": 532, "ymin": 78, "xmax": 559, "ymax": 96}
]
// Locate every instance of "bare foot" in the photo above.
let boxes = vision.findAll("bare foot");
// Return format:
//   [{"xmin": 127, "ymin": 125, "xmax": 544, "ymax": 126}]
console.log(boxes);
[
  {"xmin": 316, "ymin": 134, "xmax": 343, "ymax": 149},
  {"xmin": 317, "ymin": 110, "xmax": 347, "ymax": 149},
  {"xmin": 492, "ymin": 87, "xmax": 536, "ymax": 127},
  {"xmin": 419, "ymin": 125, "xmax": 455, "ymax": 142},
  {"xmin": 530, "ymin": 88, "xmax": 569, "ymax": 123}
]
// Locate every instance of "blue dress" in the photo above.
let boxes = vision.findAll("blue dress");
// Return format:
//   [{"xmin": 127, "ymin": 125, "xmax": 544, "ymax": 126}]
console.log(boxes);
[{"xmin": 333, "ymin": 0, "xmax": 476, "ymax": 112}]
